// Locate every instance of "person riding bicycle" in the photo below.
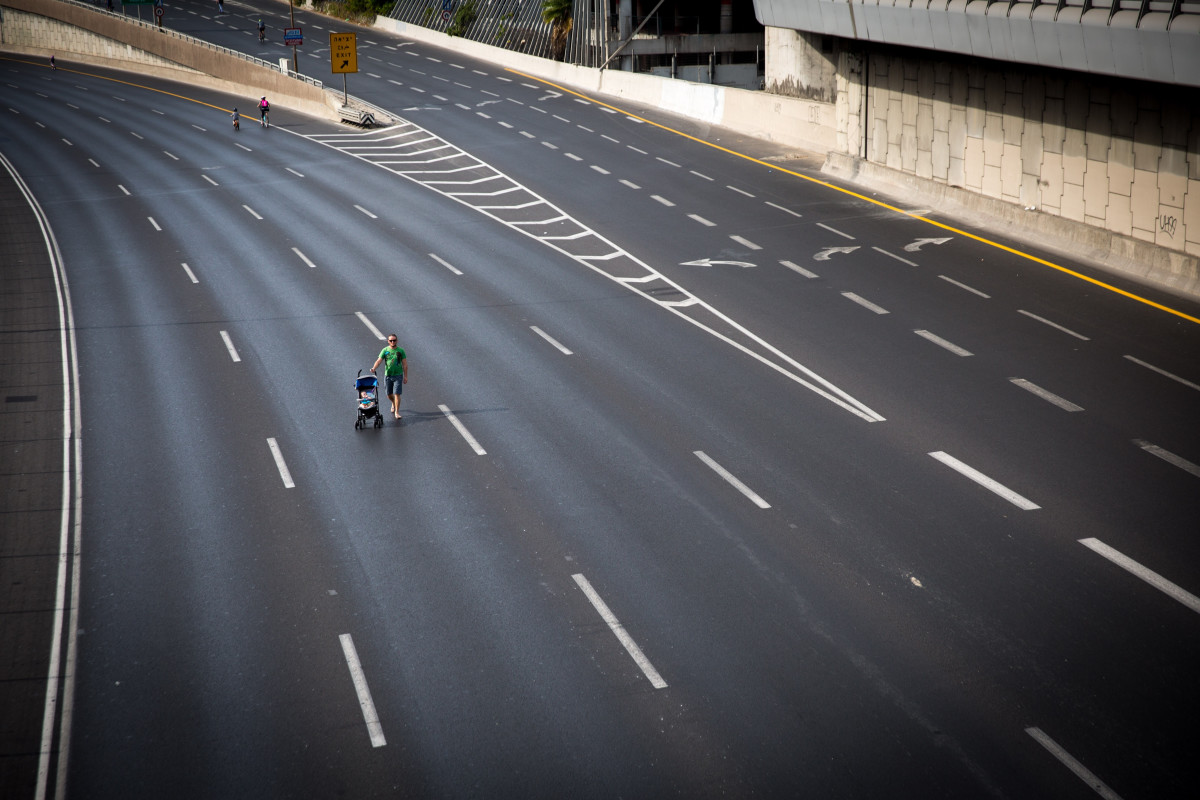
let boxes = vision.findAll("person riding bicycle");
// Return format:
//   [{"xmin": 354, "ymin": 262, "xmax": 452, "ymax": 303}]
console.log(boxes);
[
  {"xmin": 258, "ymin": 96, "xmax": 270, "ymax": 127},
  {"xmin": 231, "ymin": 108, "xmax": 240, "ymax": 131},
  {"xmin": 258, "ymin": 19, "xmax": 265, "ymax": 42}
]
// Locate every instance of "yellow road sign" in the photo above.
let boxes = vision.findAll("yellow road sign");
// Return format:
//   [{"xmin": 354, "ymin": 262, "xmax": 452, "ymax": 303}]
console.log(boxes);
[{"xmin": 330, "ymin": 32, "xmax": 358, "ymax": 74}]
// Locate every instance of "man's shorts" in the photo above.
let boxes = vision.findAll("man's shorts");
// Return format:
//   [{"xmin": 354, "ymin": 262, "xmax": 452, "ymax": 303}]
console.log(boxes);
[{"xmin": 385, "ymin": 375, "xmax": 404, "ymax": 396}]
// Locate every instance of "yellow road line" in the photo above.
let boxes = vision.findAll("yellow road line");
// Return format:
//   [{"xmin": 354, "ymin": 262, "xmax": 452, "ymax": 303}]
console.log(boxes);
[{"xmin": 507, "ymin": 68, "xmax": 1200, "ymax": 326}]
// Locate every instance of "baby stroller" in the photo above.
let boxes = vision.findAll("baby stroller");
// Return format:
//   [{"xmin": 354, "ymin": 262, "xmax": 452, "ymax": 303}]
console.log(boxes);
[{"xmin": 354, "ymin": 370, "xmax": 383, "ymax": 429}]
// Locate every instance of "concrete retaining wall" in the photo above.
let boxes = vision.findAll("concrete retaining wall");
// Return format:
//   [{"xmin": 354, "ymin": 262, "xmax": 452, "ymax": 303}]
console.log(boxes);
[
  {"xmin": 0, "ymin": 0, "xmax": 338, "ymax": 120},
  {"xmin": 375, "ymin": 17, "xmax": 838, "ymax": 153}
]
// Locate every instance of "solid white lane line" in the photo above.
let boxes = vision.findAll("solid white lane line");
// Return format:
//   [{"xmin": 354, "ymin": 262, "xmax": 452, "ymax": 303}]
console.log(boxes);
[
  {"xmin": 1123, "ymin": 355, "xmax": 1200, "ymax": 392},
  {"xmin": 286, "ymin": 167, "xmax": 305, "ymax": 177},
  {"xmin": 163, "ymin": 151, "xmax": 178, "ymax": 161},
  {"xmin": 1025, "ymin": 727, "xmax": 1123, "ymax": 800},
  {"xmin": 817, "ymin": 222, "xmax": 855, "ymax": 240},
  {"xmin": 729, "ymin": 235, "xmax": 762, "ymax": 250},
  {"xmin": 694, "ymin": 451, "xmax": 770, "ymax": 509},
  {"xmin": 1079, "ymin": 538, "xmax": 1200, "ymax": 614},
  {"xmin": 354, "ymin": 204, "xmax": 377, "ymax": 219},
  {"xmin": 180, "ymin": 263, "xmax": 198, "ymax": 283},
  {"xmin": 147, "ymin": 216, "xmax": 161, "ymax": 231},
  {"xmin": 690, "ymin": 170, "xmax": 713, "ymax": 181},
  {"xmin": 780, "ymin": 260, "xmax": 818, "ymax": 278},
  {"xmin": 1017, "ymin": 309, "xmax": 1090, "ymax": 340},
  {"xmin": 1010, "ymin": 378, "xmax": 1083, "ymax": 411},
  {"xmin": 130, "ymin": 131, "xmax": 143, "ymax": 140},
  {"xmin": 871, "ymin": 246, "xmax": 917, "ymax": 266},
  {"xmin": 657, "ymin": 157, "xmax": 681, "ymax": 168},
  {"xmin": 439, "ymin": 404, "xmax": 486, "ymax": 455},
  {"xmin": 88, "ymin": 158, "xmax": 100, "ymax": 167},
  {"xmin": 766, "ymin": 201, "xmax": 801, "ymax": 217},
  {"xmin": 571, "ymin": 574, "xmax": 667, "ymax": 689},
  {"xmin": 651, "ymin": 195, "xmax": 674, "ymax": 207},
  {"xmin": 530, "ymin": 326, "xmax": 572, "ymax": 355},
  {"xmin": 266, "ymin": 438, "xmax": 295, "ymax": 488},
  {"xmin": 1133, "ymin": 439, "xmax": 1200, "ymax": 478},
  {"xmin": 727, "ymin": 185, "xmax": 754, "ymax": 197},
  {"xmin": 601, "ymin": 134, "xmax": 619, "ymax": 142},
  {"xmin": 688, "ymin": 214, "xmax": 715, "ymax": 226},
  {"xmin": 627, "ymin": 145, "xmax": 647, "ymax": 154},
  {"xmin": 842, "ymin": 292, "xmax": 889, "ymax": 315},
  {"xmin": 236, "ymin": 143, "xmax": 252, "ymax": 152},
  {"xmin": 339, "ymin": 634, "xmax": 387, "ymax": 748},
  {"xmin": 202, "ymin": 174, "xmax": 219, "ymax": 186},
  {"xmin": 355, "ymin": 312, "xmax": 385, "ymax": 340},
  {"xmin": 292, "ymin": 247, "xmax": 317, "ymax": 269},
  {"xmin": 117, "ymin": 184, "xmax": 131, "ymax": 196},
  {"xmin": 61, "ymin": 139, "xmax": 73, "ymax": 147},
  {"xmin": 243, "ymin": 204, "xmax": 262, "ymax": 220},
  {"xmin": 429, "ymin": 253, "xmax": 462, "ymax": 275},
  {"xmin": 914, "ymin": 329, "xmax": 972, "ymax": 357},
  {"xmin": 928, "ymin": 451, "xmax": 1039, "ymax": 510},
  {"xmin": 939, "ymin": 275, "xmax": 990, "ymax": 298},
  {"xmin": 219, "ymin": 331, "xmax": 241, "ymax": 362}
]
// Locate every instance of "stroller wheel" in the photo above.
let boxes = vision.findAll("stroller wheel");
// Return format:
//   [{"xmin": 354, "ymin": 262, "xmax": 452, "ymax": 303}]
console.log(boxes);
[
  {"xmin": 374, "ymin": 415, "xmax": 383, "ymax": 428},
  {"xmin": 355, "ymin": 419, "xmax": 362, "ymax": 430}
]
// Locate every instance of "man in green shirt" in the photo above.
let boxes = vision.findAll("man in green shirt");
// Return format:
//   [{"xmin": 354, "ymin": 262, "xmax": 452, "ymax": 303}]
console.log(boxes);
[{"xmin": 371, "ymin": 334, "xmax": 408, "ymax": 419}]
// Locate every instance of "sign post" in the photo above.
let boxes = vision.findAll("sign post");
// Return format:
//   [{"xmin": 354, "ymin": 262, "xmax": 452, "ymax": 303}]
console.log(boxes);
[{"xmin": 329, "ymin": 32, "xmax": 359, "ymax": 106}]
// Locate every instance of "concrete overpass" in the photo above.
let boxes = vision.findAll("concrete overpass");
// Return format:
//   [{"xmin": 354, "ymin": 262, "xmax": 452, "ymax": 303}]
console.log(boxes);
[{"xmin": 754, "ymin": 0, "xmax": 1200, "ymax": 287}]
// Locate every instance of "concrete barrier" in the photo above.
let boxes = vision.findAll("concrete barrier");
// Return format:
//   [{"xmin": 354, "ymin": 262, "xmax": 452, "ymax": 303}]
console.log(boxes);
[
  {"xmin": 374, "ymin": 17, "xmax": 836, "ymax": 152},
  {"xmin": 1, "ymin": 0, "xmax": 338, "ymax": 120}
]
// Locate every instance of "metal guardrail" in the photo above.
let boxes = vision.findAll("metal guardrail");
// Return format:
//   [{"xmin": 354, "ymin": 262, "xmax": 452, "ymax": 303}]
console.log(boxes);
[{"xmin": 50, "ymin": 0, "xmax": 324, "ymax": 88}]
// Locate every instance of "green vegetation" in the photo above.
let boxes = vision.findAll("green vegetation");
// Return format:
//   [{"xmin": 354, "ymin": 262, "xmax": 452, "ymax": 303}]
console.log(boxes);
[{"xmin": 446, "ymin": 0, "xmax": 478, "ymax": 37}]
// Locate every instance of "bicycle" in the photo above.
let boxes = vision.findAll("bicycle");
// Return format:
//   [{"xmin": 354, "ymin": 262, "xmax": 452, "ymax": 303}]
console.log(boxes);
[
  {"xmin": 258, "ymin": 97, "xmax": 270, "ymax": 128},
  {"xmin": 231, "ymin": 109, "xmax": 240, "ymax": 131},
  {"xmin": 258, "ymin": 23, "xmax": 265, "ymax": 44}
]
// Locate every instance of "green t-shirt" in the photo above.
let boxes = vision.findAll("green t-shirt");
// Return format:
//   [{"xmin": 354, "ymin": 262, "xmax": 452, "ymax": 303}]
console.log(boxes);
[{"xmin": 378, "ymin": 345, "xmax": 406, "ymax": 376}]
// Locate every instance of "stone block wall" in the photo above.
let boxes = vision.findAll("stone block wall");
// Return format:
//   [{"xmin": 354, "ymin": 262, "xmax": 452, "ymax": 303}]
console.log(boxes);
[{"xmin": 854, "ymin": 49, "xmax": 1200, "ymax": 258}]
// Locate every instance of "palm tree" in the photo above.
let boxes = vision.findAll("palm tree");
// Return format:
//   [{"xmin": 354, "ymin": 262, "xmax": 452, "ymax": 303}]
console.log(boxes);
[{"xmin": 542, "ymin": 0, "xmax": 573, "ymax": 62}]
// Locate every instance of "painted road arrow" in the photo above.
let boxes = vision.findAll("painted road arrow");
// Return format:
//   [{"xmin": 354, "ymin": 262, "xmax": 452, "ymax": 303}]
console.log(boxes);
[
  {"xmin": 680, "ymin": 259, "xmax": 757, "ymax": 268},
  {"xmin": 813, "ymin": 246, "xmax": 860, "ymax": 261},
  {"xmin": 903, "ymin": 237, "xmax": 952, "ymax": 252}
]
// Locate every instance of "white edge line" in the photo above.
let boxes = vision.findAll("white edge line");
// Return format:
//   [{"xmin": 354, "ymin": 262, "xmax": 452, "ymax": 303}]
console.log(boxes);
[
  {"xmin": 571, "ymin": 574, "xmax": 667, "ymax": 689},
  {"xmin": 694, "ymin": 451, "xmax": 770, "ymax": 508},
  {"xmin": 355, "ymin": 312, "xmax": 385, "ymax": 340},
  {"xmin": 339, "ymin": 634, "xmax": 387, "ymax": 747},
  {"xmin": 1123, "ymin": 355, "xmax": 1200, "ymax": 392},
  {"xmin": 928, "ymin": 451, "xmax": 1039, "ymax": 510},
  {"xmin": 530, "ymin": 326, "xmax": 573, "ymax": 355},
  {"xmin": 219, "ymin": 330, "xmax": 241, "ymax": 362},
  {"xmin": 6, "ymin": 150, "xmax": 82, "ymax": 800},
  {"xmin": 1009, "ymin": 378, "xmax": 1083, "ymax": 412},
  {"xmin": 1133, "ymin": 439, "xmax": 1200, "ymax": 478},
  {"xmin": 1025, "ymin": 727, "xmax": 1125, "ymax": 800},
  {"xmin": 429, "ymin": 253, "xmax": 463, "ymax": 275},
  {"xmin": 438, "ymin": 404, "xmax": 486, "ymax": 455},
  {"xmin": 1079, "ymin": 537, "xmax": 1200, "ymax": 614},
  {"xmin": 266, "ymin": 438, "xmax": 295, "ymax": 488}
]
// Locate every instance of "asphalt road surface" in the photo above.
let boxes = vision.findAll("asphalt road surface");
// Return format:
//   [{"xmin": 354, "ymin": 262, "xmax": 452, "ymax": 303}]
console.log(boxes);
[{"xmin": 2, "ymin": 4, "xmax": 1199, "ymax": 798}]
